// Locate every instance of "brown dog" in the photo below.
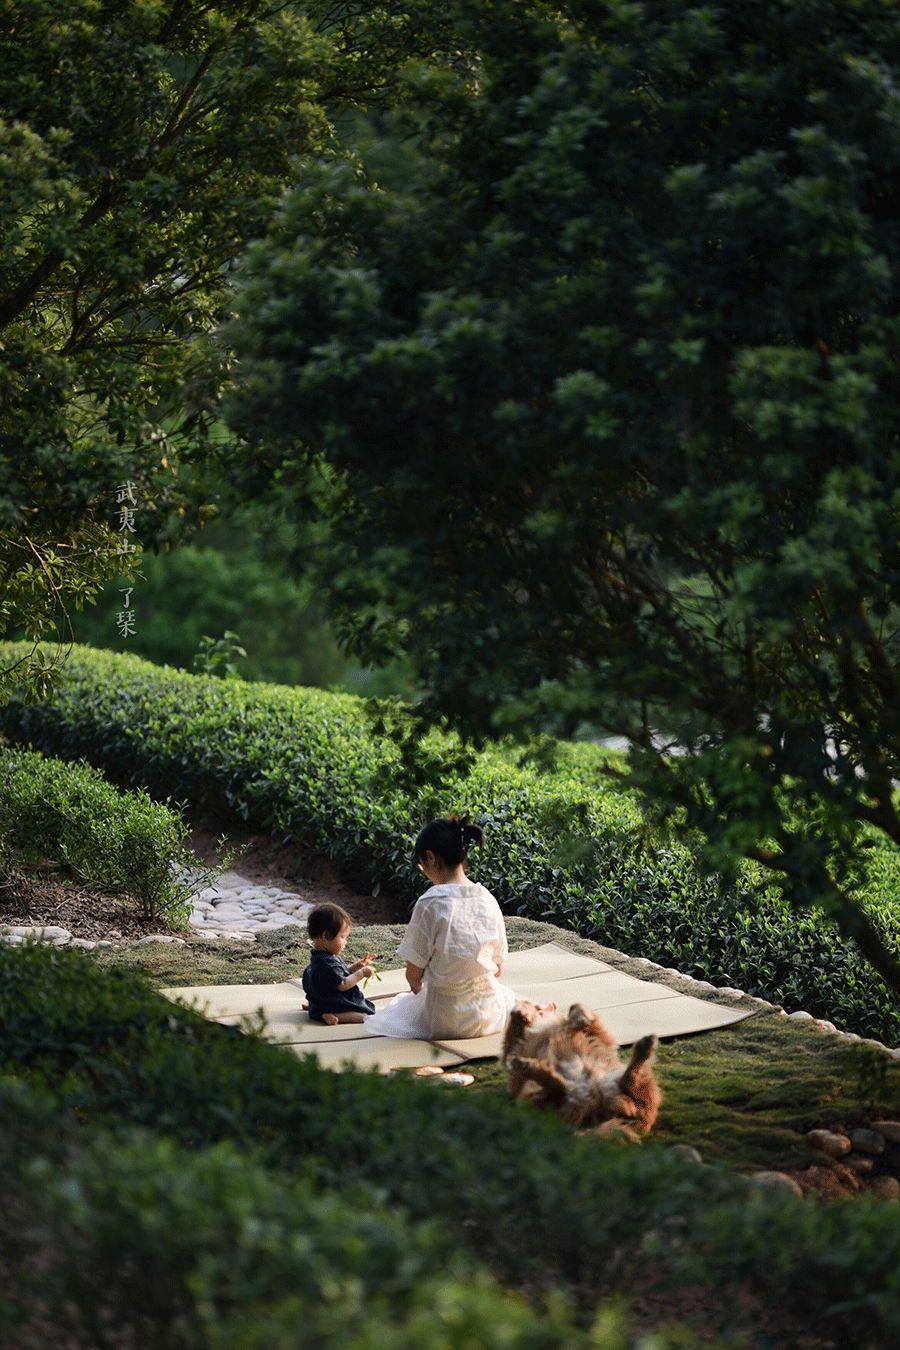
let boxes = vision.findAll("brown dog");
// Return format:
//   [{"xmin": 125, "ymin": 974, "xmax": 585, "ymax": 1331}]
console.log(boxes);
[{"xmin": 501, "ymin": 1000, "xmax": 662, "ymax": 1135}]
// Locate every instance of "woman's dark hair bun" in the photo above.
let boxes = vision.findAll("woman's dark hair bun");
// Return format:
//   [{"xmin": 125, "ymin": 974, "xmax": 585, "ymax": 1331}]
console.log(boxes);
[
  {"xmin": 461, "ymin": 821, "xmax": 484, "ymax": 849},
  {"xmin": 414, "ymin": 813, "xmax": 484, "ymax": 868}
]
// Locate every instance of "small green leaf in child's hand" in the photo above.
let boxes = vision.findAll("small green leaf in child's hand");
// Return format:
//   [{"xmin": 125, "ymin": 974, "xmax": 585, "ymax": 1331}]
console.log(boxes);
[{"xmin": 363, "ymin": 966, "xmax": 382, "ymax": 991}]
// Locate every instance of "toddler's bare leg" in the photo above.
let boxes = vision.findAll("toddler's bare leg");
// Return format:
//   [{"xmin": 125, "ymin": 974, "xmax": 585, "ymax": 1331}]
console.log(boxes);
[{"xmin": 322, "ymin": 1011, "xmax": 366, "ymax": 1025}]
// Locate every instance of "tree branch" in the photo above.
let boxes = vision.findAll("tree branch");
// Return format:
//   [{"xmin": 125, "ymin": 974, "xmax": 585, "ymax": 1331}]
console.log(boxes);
[
  {"xmin": 153, "ymin": 44, "xmax": 222, "ymax": 152},
  {"xmin": 853, "ymin": 801, "xmax": 900, "ymax": 847},
  {"xmin": 0, "ymin": 171, "xmax": 117, "ymax": 329}
]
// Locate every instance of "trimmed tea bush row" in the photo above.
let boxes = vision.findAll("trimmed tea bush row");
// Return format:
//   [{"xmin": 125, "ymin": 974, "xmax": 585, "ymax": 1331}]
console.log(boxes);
[
  {"xmin": 0, "ymin": 743, "xmax": 197, "ymax": 924},
  {"xmin": 1, "ymin": 1084, "xmax": 647, "ymax": 1349},
  {"xmin": 0, "ymin": 641, "xmax": 897, "ymax": 1041},
  {"xmin": 1, "ymin": 942, "xmax": 898, "ymax": 1346}
]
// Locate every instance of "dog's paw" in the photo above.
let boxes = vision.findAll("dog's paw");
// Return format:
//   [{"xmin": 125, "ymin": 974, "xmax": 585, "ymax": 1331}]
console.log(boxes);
[
  {"xmin": 510, "ymin": 1001, "xmax": 540, "ymax": 1028},
  {"xmin": 594, "ymin": 1119, "xmax": 640, "ymax": 1143},
  {"xmin": 566, "ymin": 1002, "xmax": 593, "ymax": 1030}
]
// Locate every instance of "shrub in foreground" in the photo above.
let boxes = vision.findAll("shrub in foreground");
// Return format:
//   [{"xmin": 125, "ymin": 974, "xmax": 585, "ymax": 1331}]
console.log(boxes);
[
  {"xmin": 1, "ymin": 1088, "xmax": 649, "ymax": 1349},
  {"xmin": 0, "ymin": 641, "xmax": 897, "ymax": 1041},
  {"xmin": 1, "ymin": 943, "xmax": 897, "ymax": 1346}
]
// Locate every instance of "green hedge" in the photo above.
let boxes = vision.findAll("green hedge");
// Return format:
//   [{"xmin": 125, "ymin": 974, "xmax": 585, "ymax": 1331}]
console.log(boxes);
[
  {"xmin": 2, "ymin": 943, "xmax": 899, "ymax": 1347},
  {"xmin": 0, "ymin": 742, "xmax": 197, "ymax": 924},
  {"xmin": 2, "ymin": 1084, "xmax": 651, "ymax": 1349},
  {"xmin": 0, "ymin": 641, "xmax": 897, "ymax": 1041}
]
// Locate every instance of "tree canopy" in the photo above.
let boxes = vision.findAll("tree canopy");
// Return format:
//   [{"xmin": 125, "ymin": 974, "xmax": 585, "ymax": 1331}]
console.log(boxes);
[
  {"xmin": 222, "ymin": 0, "xmax": 900, "ymax": 994},
  {"xmin": 0, "ymin": 0, "xmax": 452, "ymax": 698}
]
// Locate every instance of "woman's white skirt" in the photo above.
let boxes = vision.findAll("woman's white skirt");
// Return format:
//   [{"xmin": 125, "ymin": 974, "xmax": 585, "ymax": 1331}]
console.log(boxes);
[{"xmin": 367, "ymin": 973, "xmax": 517, "ymax": 1041}]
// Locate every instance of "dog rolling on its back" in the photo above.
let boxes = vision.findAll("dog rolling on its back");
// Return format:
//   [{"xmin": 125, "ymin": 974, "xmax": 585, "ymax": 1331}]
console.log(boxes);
[{"xmin": 501, "ymin": 1000, "xmax": 662, "ymax": 1135}]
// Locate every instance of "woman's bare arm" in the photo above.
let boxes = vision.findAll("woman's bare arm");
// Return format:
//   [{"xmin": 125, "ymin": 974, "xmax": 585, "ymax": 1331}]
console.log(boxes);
[{"xmin": 406, "ymin": 961, "xmax": 425, "ymax": 993}]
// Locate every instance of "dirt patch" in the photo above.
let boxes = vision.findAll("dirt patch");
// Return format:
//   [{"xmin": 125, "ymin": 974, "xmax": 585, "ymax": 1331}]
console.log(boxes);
[
  {"xmin": 0, "ymin": 805, "xmax": 410, "ymax": 945},
  {"xmin": 0, "ymin": 862, "xmax": 169, "ymax": 941},
  {"xmin": 183, "ymin": 803, "xmax": 409, "ymax": 927},
  {"xmin": 626, "ymin": 1278, "xmax": 840, "ymax": 1350}
]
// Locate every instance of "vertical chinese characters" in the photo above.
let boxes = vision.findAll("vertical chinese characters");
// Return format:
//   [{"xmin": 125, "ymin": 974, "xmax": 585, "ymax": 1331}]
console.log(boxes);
[{"xmin": 114, "ymin": 480, "xmax": 139, "ymax": 638}]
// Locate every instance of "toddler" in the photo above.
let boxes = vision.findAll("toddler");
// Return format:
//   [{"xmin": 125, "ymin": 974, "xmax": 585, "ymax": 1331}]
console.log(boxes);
[{"xmin": 301, "ymin": 903, "xmax": 377, "ymax": 1025}]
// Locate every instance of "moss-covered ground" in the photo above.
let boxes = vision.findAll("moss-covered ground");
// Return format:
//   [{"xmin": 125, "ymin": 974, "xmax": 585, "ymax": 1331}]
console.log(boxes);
[{"xmin": 101, "ymin": 917, "xmax": 899, "ymax": 1176}]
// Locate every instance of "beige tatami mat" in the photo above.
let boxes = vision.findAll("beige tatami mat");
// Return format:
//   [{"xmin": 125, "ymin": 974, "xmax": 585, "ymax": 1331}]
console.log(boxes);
[
  {"xmin": 286, "ymin": 1038, "xmax": 467, "ymax": 1072},
  {"xmin": 161, "ymin": 941, "xmax": 752, "ymax": 1073}
]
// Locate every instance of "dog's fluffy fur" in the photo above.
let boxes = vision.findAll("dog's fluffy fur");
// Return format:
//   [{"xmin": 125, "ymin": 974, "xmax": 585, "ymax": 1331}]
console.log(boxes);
[{"xmin": 501, "ymin": 1000, "xmax": 662, "ymax": 1135}]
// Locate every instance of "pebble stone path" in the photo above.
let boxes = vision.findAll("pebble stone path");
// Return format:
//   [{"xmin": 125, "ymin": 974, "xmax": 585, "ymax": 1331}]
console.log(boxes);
[
  {"xmin": 179, "ymin": 865, "xmax": 315, "ymax": 941},
  {"xmin": 0, "ymin": 864, "xmax": 315, "ymax": 951}
]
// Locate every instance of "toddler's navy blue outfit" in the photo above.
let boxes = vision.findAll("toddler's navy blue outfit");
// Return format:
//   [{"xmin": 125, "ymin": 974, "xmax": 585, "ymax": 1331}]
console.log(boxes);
[{"xmin": 302, "ymin": 950, "xmax": 376, "ymax": 1021}]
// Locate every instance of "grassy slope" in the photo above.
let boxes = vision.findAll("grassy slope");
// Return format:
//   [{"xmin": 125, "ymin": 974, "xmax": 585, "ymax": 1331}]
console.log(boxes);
[{"xmin": 104, "ymin": 917, "xmax": 900, "ymax": 1175}]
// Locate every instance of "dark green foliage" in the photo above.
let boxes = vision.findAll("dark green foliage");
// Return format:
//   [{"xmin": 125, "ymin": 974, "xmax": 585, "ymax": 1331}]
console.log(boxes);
[
  {"xmin": 0, "ymin": 742, "xmax": 197, "ymax": 922},
  {"xmin": 65, "ymin": 491, "xmax": 416, "ymax": 696},
  {"xmin": 220, "ymin": 0, "xmax": 900, "ymax": 1000},
  {"xmin": 0, "ymin": 0, "xmax": 454, "ymax": 700},
  {"xmin": 1, "ymin": 943, "xmax": 898, "ymax": 1347},
  {"xmin": 1, "ymin": 641, "xmax": 897, "ymax": 1040},
  {"xmin": 0, "ymin": 1084, "xmax": 660, "ymax": 1349}
]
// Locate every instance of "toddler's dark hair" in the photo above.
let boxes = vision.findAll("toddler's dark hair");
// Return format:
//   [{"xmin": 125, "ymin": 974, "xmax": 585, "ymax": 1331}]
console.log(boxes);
[
  {"xmin": 307, "ymin": 903, "xmax": 352, "ymax": 940},
  {"xmin": 414, "ymin": 814, "xmax": 484, "ymax": 868}
]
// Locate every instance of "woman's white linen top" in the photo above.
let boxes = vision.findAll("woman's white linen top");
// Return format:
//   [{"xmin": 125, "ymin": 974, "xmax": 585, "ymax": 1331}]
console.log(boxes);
[{"xmin": 396, "ymin": 880, "xmax": 509, "ymax": 989}]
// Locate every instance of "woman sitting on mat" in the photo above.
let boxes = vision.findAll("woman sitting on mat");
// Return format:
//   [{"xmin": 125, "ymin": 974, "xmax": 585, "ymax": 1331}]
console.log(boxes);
[{"xmin": 367, "ymin": 815, "xmax": 556, "ymax": 1041}]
